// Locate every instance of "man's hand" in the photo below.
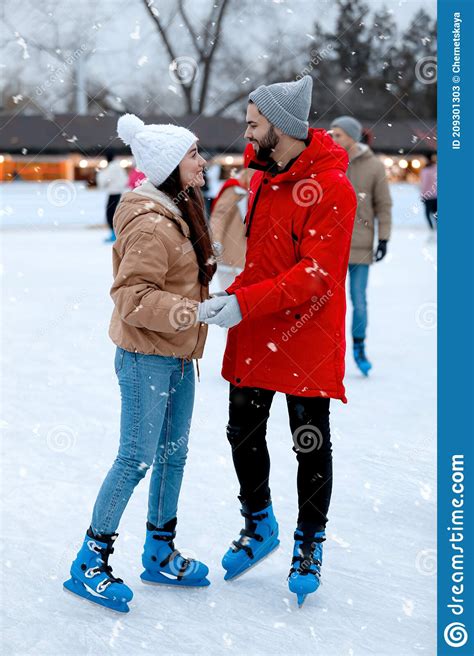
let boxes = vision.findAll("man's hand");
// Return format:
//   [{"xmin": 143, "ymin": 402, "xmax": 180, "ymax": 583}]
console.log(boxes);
[
  {"xmin": 204, "ymin": 295, "xmax": 243, "ymax": 328},
  {"xmin": 374, "ymin": 240, "xmax": 388, "ymax": 262}
]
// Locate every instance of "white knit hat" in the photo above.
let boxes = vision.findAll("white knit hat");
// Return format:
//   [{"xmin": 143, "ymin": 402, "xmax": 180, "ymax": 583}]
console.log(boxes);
[{"xmin": 117, "ymin": 114, "xmax": 197, "ymax": 187}]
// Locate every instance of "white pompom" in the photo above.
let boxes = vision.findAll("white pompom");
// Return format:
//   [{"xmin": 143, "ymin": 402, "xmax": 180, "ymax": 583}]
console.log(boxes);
[{"xmin": 117, "ymin": 113, "xmax": 145, "ymax": 145}]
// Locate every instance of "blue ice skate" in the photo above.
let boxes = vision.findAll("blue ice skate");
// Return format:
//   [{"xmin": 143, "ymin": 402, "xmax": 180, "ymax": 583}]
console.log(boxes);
[
  {"xmin": 141, "ymin": 518, "xmax": 210, "ymax": 587},
  {"xmin": 353, "ymin": 340, "xmax": 372, "ymax": 376},
  {"xmin": 288, "ymin": 528, "xmax": 325, "ymax": 607},
  {"xmin": 63, "ymin": 529, "xmax": 133, "ymax": 613},
  {"xmin": 222, "ymin": 502, "xmax": 280, "ymax": 581}
]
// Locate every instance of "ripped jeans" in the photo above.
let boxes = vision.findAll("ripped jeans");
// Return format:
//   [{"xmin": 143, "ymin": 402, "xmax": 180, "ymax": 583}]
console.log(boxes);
[{"xmin": 91, "ymin": 348, "xmax": 195, "ymax": 535}]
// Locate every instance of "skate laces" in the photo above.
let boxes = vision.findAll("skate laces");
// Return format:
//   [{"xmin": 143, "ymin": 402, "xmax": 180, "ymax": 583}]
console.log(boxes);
[
  {"xmin": 93, "ymin": 541, "xmax": 123, "ymax": 585},
  {"xmin": 152, "ymin": 531, "xmax": 194, "ymax": 577},
  {"xmin": 289, "ymin": 532, "xmax": 325, "ymax": 577},
  {"xmin": 231, "ymin": 510, "xmax": 268, "ymax": 557}
]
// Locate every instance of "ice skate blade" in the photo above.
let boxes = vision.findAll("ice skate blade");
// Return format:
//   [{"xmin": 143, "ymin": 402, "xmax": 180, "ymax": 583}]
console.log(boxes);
[
  {"xmin": 223, "ymin": 540, "xmax": 280, "ymax": 581},
  {"xmin": 289, "ymin": 577, "xmax": 321, "ymax": 607},
  {"xmin": 63, "ymin": 578, "xmax": 130, "ymax": 613},
  {"xmin": 356, "ymin": 363, "xmax": 372, "ymax": 377},
  {"xmin": 140, "ymin": 570, "xmax": 210, "ymax": 587}
]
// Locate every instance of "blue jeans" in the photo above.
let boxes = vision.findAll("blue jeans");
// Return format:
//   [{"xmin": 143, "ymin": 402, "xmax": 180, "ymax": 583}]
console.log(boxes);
[
  {"xmin": 348, "ymin": 264, "xmax": 369, "ymax": 341},
  {"xmin": 91, "ymin": 348, "xmax": 195, "ymax": 535}
]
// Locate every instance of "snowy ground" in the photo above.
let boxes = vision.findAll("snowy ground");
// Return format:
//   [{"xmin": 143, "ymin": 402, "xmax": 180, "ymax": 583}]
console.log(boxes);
[{"xmin": 1, "ymin": 183, "xmax": 436, "ymax": 655}]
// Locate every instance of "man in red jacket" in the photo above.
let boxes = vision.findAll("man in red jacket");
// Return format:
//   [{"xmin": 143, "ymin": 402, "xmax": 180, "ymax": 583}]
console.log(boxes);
[{"xmin": 205, "ymin": 75, "xmax": 357, "ymax": 605}]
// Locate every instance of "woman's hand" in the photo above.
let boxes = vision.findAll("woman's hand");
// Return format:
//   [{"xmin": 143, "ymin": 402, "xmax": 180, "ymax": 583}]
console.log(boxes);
[
  {"xmin": 198, "ymin": 296, "xmax": 229, "ymax": 323},
  {"xmin": 204, "ymin": 295, "xmax": 242, "ymax": 329}
]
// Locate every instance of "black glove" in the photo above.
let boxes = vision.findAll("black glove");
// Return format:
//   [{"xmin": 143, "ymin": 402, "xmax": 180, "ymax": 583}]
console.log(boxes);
[{"xmin": 375, "ymin": 240, "xmax": 388, "ymax": 262}]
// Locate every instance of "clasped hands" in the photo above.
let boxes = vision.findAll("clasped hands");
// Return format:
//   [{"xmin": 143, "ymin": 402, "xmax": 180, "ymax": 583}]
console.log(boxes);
[{"xmin": 198, "ymin": 293, "xmax": 242, "ymax": 329}]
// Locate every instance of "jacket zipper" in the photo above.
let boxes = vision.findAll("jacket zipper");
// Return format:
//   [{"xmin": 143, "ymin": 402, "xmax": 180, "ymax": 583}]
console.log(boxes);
[{"xmin": 245, "ymin": 178, "xmax": 264, "ymax": 237}]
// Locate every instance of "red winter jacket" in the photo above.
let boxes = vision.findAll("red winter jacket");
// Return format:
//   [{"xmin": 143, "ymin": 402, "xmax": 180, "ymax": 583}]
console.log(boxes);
[{"xmin": 222, "ymin": 128, "xmax": 357, "ymax": 402}]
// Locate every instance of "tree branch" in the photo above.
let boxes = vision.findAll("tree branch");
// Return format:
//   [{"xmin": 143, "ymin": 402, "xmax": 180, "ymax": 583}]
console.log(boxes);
[
  {"xmin": 141, "ymin": 0, "xmax": 193, "ymax": 112},
  {"xmin": 177, "ymin": 0, "xmax": 203, "ymax": 57},
  {"xmin": 205, "ymin": 0, "xmax": 230, "ymax": 60},
  {"xmin": 198, "ymin": 0, "xmax": 231, "ymax": 113},
  {"xmin": 141, "ymin": 0, "xmax": 178, "ymax": 64},
  {"xmin": 213, "ymin": 88, "xmax": 252, "ymax": 116}
]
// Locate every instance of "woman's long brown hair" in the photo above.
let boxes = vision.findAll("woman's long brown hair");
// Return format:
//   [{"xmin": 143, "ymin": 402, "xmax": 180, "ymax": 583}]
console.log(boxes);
[{"xmin": 158, "ymin": 168, "xmax": 216, "ymax": 286}]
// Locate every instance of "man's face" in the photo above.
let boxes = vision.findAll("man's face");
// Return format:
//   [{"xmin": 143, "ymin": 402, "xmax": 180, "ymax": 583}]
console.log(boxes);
[
  {"xmin": 330, "ymin": 126, "xmax": 355, "ymax": 152},
  {"xmin": 244, "ymin": 103, "xmax": 279, "ymax": 159}
]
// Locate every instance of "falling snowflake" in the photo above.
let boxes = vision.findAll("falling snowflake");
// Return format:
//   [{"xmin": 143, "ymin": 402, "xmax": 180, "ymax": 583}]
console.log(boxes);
[
  {"xmin": 419, "ymin": 482, "xmax": 432, "ymax": 500},
  {"xmin": 15, "ymin": 33, "xmax": 29, "ymax": 59},
  {"xmin": 402, "ymin": 599, "xmax": 414, "ymax": 617},
  {"xmin": 130, "ymin": 23, "xmax": 141, "ymax": 40}
]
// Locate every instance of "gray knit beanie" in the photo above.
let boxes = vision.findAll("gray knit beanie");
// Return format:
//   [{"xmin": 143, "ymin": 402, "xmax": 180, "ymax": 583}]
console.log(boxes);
[
  {"xmin": 248, "ymin": 75, "xmax": 313, "ymax": 139},
  {"xmin": 330, "ymin": 116, "xmax": 362, "ymax": 142}
]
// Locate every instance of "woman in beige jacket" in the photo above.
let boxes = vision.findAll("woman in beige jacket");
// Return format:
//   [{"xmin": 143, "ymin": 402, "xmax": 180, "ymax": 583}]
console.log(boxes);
[{"xmin": 64, "ymin": 115, "xmax": 226, "ymax": 612}]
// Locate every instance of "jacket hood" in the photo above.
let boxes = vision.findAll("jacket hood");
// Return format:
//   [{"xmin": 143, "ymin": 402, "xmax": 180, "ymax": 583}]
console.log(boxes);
[
  {"xmin": 113, "ymin": 181, "xmax": 190, "ymax": 238},
  {"xmin": 245, "ymin": 128, "xmax": 349, "ymax": 182}
]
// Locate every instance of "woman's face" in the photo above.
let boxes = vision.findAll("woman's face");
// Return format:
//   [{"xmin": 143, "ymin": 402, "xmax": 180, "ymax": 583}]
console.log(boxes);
[{"xmin": 179, "ymin": 143, "xmax": 206, "ymax": 188}]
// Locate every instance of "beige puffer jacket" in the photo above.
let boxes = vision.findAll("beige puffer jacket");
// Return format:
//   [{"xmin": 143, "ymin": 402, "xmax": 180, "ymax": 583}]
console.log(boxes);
[
  {"xmin": 346, "ymin": 145, "xmax": 392, "ymax": 265},
  {"xmin": 108, "ymin": 182, "xmax": 209, "ymax": 359},
  {"xmin": 209, "ymin": 186, "xmax": 247, "ymax": 269}
]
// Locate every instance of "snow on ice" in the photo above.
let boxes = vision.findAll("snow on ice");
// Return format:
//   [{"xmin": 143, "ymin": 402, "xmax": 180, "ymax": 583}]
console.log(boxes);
[{"xmin": 1, "ymin": 182, "xmax": 435, "ymax": 654}]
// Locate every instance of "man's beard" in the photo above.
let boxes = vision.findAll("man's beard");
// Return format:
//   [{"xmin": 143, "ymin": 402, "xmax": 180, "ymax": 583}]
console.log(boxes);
[{"xmin": 253, "ymin": 125, "xmax": 279, "ymax": 161}]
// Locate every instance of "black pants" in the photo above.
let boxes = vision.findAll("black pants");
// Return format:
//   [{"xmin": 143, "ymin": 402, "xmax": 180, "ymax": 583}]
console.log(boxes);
[
  {"xmin": 423, "ymin": 197, "xmax": 437, "ymax": 230},
  {"xmin": 106, "ymin": 194, "xmax": 122, "ymax": 231},
  {"xmin": 227, "ymin": 385, "xmax": 333, "ymax": 532}
]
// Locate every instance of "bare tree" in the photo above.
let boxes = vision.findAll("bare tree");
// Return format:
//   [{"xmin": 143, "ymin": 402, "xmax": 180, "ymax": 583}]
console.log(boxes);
[
  {"xmin": 142, "ymin": 0, "xmax": 232, "ymax": 114},
  {"xmin": 1, "ymin": 0, "xmax": 129, "ymax": 115},
  {"xmin": 141, "ymin": 0, "xmax": 308, "ymax": 117}
]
